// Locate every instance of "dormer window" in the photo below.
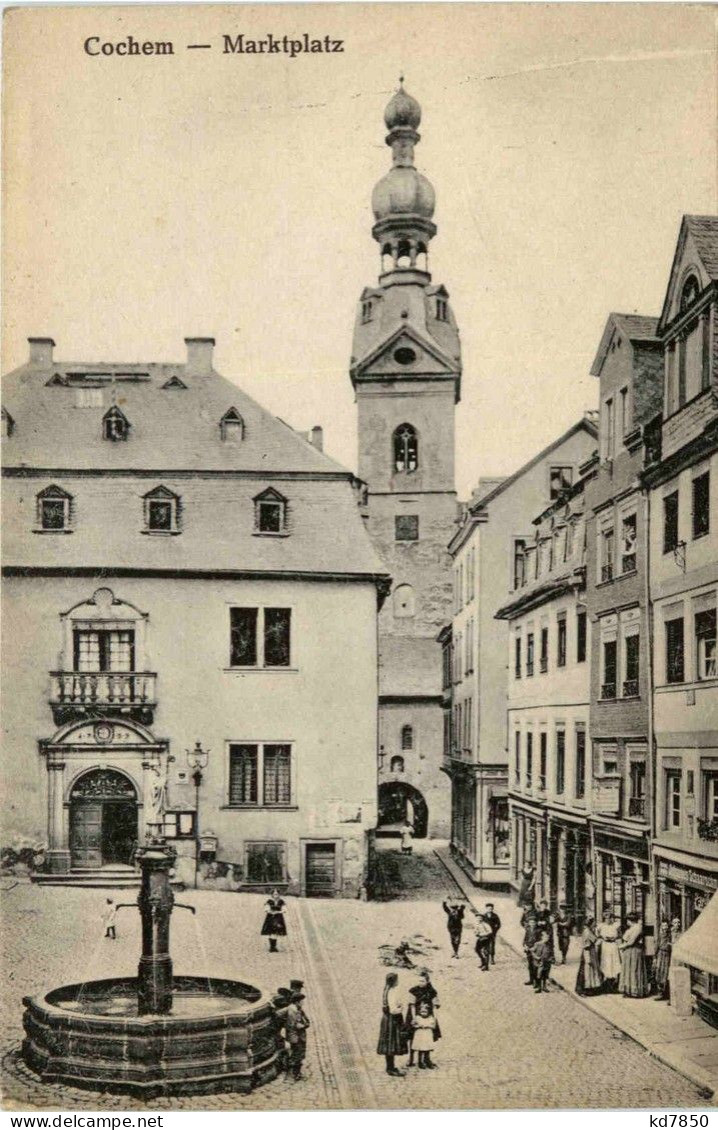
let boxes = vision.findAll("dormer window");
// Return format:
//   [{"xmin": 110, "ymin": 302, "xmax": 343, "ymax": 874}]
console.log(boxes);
[
  {"xmin": 394, "ymin": 423, "xmax": 418, "ymax": 472},
  {"xmin": 1, "ymin": 407, "xmax": 15, "ymax": 437},
  {"xmin": 362, "ymin": 301, "xmax": 373, "ymax": 323},
  {"xmin": 36, "ymin": 485, "xmax": 72, "ymax": 532},
  {"xmin": 550, "ymin": 465, "xmax": 573, "ymax": 499},
  {"xmin": 102, "ymin": 405, "xmax": 130, "ymax": 440},
  {"xmin": 436, "ymin": 298, "xmax": 448, "ymax": 322},
  {"xmin": 220, "ymin": 407, "xmax": 244, "ymax": 442},
  {"xmin": 143, "ymin": 486, "xmax": 180, "ymax": 534},
  {"xmin": 162, "ymin": 376, "xmax": 187, "ymax": 390},
  {"xmin": 254, "ymin": 487, "xmax": 287, "ymax": 535}
]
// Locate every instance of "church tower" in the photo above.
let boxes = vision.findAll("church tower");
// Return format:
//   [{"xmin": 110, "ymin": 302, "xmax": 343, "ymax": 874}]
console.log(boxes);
[{"xmin": 351, "ymin": 82, "xmax": 460, "ymax": 839}]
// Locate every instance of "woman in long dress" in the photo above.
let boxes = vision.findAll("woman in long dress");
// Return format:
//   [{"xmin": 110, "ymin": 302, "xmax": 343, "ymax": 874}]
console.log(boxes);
[
  {"xmin": 653, "ymin": 920, "xmax": 672, "ymax": 999},
  {"xmin": 517, "ymin": 863, "xmax": 536, "ymax": 909},
  {"xmin": 377, "ymin": 972, "xmax": 408, "ymax": 1076},
  {"xmin": 261, "ymin": 887, "xmax": 287, "ymax": 953},
  {"xmin": 575, "ymin": 918, "xmax": 604, "ymax": 997},
  {"xmin": 597, "ymin": 911, "xmax": 622, "ymax": 991},
  {"xmin": 619, "ymin": 913, "xmax": 649, "ymax": 998}
]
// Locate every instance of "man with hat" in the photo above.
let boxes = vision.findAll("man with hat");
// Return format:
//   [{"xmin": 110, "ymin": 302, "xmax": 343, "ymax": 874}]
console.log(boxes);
[
  {"xmin": 522, "ymin": 911, "xmax": 540, "ymax": 987},
  {"xmin": 284, "ymin": 985, "xmax": 310, "ymax": 1080}
]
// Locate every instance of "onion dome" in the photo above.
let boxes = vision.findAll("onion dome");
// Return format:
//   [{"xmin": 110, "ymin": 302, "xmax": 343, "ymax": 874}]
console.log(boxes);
[
  {"xmin": 371, "ymin": 166, "xmax": 436, "ymax": 221},
  {"xmin": 384, "ymin": 81, "xmax": 422, "ymax": 131}
]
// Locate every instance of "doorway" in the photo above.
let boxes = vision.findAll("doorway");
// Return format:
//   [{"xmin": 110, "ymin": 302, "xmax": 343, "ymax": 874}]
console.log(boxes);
[
  {"xmin": 69, "ymin": 768, "xmax": 138, "ymax": 869},
  {"xmin": 304, "ymin": 843, "xmax": 337, "ymax": 898}
]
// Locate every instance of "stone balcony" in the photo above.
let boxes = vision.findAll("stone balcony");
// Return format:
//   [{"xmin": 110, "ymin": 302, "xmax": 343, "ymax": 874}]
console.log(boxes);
[{"xmin": 49, "ymin": 671, "xmax": 157, "ymax": 726}]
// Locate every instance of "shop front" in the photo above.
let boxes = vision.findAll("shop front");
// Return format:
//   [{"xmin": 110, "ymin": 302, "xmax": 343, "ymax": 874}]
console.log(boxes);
[
  {"xmin": 510, "ymin": 798, "xmax": 546, "ymax": 900},
  {"xmin": 547, "ymin": 813, "xmax": 591, "ymax": 929},
  {"xmin": 655, "ymin": 850, "xmax": 718, "ymax": 1007},
  {"xmin": 592, "ymin": 825, "xmax": 653, "ymax": 939}
]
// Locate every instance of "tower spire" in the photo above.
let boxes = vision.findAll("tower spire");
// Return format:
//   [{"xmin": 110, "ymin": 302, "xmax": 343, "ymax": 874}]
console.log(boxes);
[{"xmin": 371, "ymin": 80, "xmax": 436, "ymax": 280}]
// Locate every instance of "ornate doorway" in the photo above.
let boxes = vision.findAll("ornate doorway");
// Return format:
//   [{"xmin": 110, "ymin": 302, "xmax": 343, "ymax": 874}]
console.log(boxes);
[{"xmin": 69, "ymin": 769, "xmax": 138, "ymax": 868}]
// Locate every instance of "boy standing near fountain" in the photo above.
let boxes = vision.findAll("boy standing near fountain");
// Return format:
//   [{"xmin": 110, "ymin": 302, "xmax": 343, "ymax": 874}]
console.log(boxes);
[
  {"xmin": 102, "ymin": 898, "xmax": 118, "ymax": 940},
  {"xmin": 284, "ymin": 989, "xmax": 310, "ymax": 1080}
]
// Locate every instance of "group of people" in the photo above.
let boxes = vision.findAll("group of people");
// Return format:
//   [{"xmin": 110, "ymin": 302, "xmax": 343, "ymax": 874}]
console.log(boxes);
[
  {"xmin": 442, "ymin": 896, "xmax": 501, "ymax": 969},
  {"xmin": 377, "ymin": 969, "xmax": 442, "ymax": 1075},
  {"xmin": 576, "ymin": 911, "xmax": 682, "ymax": 1000}
]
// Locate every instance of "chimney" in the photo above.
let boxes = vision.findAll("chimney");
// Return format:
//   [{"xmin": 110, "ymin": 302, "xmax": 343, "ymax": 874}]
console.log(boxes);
[
  {"xmin": 184, "ymin": 337, "xmax": 215, "ymax": 376},
  {"xmin": 310, "ymin": 425, "xmax": 324, "ymax": 452},
  {"xmin": 28, "ymin": 337, "xmax": 55, "ymax": 367}
]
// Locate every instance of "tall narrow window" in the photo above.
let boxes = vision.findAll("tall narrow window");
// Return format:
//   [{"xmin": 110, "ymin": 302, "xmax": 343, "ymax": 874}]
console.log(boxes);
[
  {"xmin": 540, "ymin": 627, "xmax": 549, "ymax": 673},
  {"xmin": 539, "ymin": 733, "xmax": 547, "ymax": 790},
  {"xmin": 620, "ymin": 513, "xmax": 637, "ymax": 574},
  {"xmin": 602, "ymin": 639, "xmax": 617, "ymax": 699},
  {"xmin": 603, "ymin": 398, "xmax": 614, "ymax": 459},
  {"xmin": 557, "ymin": 615, "xmax": 567, "ymax": 668},
  {"xmin": 230, "ymin": 607, "xmax": 258, "ymax": 667},
  {"xmin": 362, "ymin": 300, "xmax": 373, "ymax": 323},
  {"xmin": 696, "ymin": 609, "xmax": 717, "ymax": 680},
  {"xmin": 436, "ymin": 298, "xmax": 448, "ymax": 322},
  {"xmin": 514, "ymin": 634, "xmax": 522, "ymax": 679},
  {"xmin": 624, "ymin": 633, "xmax": 640, "ymax": 697},
  {"xmin": 576, "ymin": 610, "xmax": 587, "ymax": 663},
  {"xmin": 263, "ymin": 744, "xmax": 291, "ymax": 806},
  {"xmin": 526, "ymin": 633, "xmax": 535, "ymax": 677},
  {"xmin": 401, "ymin": 724, "xmax": 414, "ymax": 751},
  {"xmin": 666, "ymin": 617, "xmax": 685, "ymax": 684},
  {"xmin": 575, "ymin": 726, "xmax": 586, "ymax": 799},
  {"xmin": 620, "ymin": 387, "xmax": 630, "ymax": 436},
  {"xmin": 665, "ymin": 770, "xmax": 682, "ymax": 830},
  {"xmin": 264, "ymin": 608, "xmax": 291, "ymax": 667},
  {"xmin": 663, "ymin": 491, "xmax": 679, "ymax": 553},
  {"xmin": 693, "ymin": 472, "xmax": 710, "ymax": 539},
  {"xmin": 600, "ymin": 528, "xmax": 614, "ymax": 582},
  {"xmin": 628, "ymin": 759, "xmax": 646, "ymax": 819},
  {"xmin": 556, "ymin": 729, "xmax": 565, "ymax": 795},
  {"xmin": 229, "ymin": 744, "xmax": 258, "ymax": 805},
  {"xmin": 393, "ymin": 424, "xmax": 418, "ymax": 473},
  {"xmin": 514, "ymin": 730, "xmax": 521, "ymax": 785},
  {"xmin": 526, "ymin": 732, "xmax": 533, "ymax": 788}
]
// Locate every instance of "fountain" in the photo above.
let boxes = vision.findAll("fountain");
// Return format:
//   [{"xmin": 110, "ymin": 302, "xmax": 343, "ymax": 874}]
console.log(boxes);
[{"xmin": 21, "ymin": 839, "xmax": 287, "ymax": 1097}]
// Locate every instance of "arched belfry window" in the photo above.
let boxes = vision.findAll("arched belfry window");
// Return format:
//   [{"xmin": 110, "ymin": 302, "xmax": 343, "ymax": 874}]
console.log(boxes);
[
  {"xmin": 393, "ymin": 424, "xmax": 418, "ymax": 473},
  {"xmin": 680, "ymin": 274, "xmax": 700, "ymax": 313},
  {"xmin": 401, "ymin": 724, "xmax": 414, "ymax": 751}
]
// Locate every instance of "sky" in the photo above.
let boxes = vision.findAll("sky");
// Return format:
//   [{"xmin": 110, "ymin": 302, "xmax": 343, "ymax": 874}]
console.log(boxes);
[{"xmin": 3, "ymin": 3, "xmax": 716, "ymax": 499}]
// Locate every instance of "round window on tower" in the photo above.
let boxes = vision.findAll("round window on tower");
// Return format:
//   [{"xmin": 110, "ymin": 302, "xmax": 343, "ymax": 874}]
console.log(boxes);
[{"xmin": 394, "ymin": 346, "xmax": 417, "ymax": 366}]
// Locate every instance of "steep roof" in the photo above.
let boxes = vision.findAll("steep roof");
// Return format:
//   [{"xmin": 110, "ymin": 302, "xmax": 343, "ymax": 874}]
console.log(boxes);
[
  {"xmin": 1, "ymin": 357, "xmax": 348, "ymax": 475},
  {"xmin": 658, "ymin": 214, "xmax": 718, "ymax": 333},
  {"xmin": 590, "ymin": 312, "xmax": 660, "ymax": 377}
]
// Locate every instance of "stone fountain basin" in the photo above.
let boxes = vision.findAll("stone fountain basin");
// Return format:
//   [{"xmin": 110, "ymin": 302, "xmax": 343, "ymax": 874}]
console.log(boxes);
[{"xmin": 22, "ymin": 976, "xmax": 285, "ymax": 1097}]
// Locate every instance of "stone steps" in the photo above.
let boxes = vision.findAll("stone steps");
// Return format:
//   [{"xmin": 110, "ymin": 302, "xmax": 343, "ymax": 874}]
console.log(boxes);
[{"xmin": 33, "ymin": 866, "xmax": 141, "ymax": 889}]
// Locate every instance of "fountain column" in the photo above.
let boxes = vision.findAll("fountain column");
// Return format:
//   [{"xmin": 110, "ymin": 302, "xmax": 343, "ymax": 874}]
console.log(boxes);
[{"xmin": 136, "ymin": 840, "xmax": 176, "ymax": 1016}]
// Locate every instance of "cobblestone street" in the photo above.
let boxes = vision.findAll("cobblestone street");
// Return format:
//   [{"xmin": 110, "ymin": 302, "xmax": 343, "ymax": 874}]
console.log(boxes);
[{"xmin": 1, "ymin": 845, "xmax": 711, "ymax": 1110}]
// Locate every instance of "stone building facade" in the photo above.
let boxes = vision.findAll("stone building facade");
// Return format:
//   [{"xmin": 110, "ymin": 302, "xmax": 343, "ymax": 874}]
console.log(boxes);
[
  {"xmin": 584, "ymin": 313, "xmax": 663, "ymax": 935},
  {"xmin": 497, "ymin": 475, "xmax": 592, "ymax": 925},
  {"xmin": 1, "ymin": 336, "xmax": 389, "ymax": 896},
  {"xmin": 642, "ymin": 216, "xmax": 718, "ymax": 1005},
  {"xmin": 350, "ymin": 84, "xmax": 460, "ymax": 839},
  {"xmin": 445, "ymin": 417, "xmax": 598, "ymax": 885}
]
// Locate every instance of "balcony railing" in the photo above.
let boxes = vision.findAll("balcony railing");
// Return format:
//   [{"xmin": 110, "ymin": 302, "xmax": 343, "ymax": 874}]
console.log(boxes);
[
  {"xmin": 628, "ymin": 796, "xmax": 646, "ymax": 819},
  {"xmin": 50, "ymin": 671, "xmax": 157, "ymax": 724},
  {"xmin": 601, "ymin": 682, "xmax": 617, "ymax": 700},
  {"xmin": 623, "ymin": 679, "xmax": 639, "ymax": 698}
]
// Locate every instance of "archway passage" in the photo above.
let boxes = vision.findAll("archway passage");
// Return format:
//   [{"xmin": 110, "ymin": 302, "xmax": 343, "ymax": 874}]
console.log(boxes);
[
  {"xmin": 69, "ymin": 769, "xmax": 138, "ymax": 868},
  {"xmin": 377, "ymin": 781, "xmax": 428, "ymax": 839}
]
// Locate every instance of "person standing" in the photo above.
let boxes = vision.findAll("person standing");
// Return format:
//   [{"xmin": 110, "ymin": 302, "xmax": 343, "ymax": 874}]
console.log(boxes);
[
  {"xmin": 102, "ymin": 898, "xmax": 117, "ymax": 940},
  {"xmin": 484, "ymin": 903, "xmax": 501, "ymax": 964},
  {"xmin": 653, "ymin": 920, "xmax": 672, "ymax": 1000},
  {"xmin": 400, "ymin": 822, "xmax": 414, "ymax": 856},
  {"xmin": 575, "ymin": 918, "xmax": 603, "ymax": 997},
  {"xmin": 406, "ymin": 969, "xmax": 441, "ymax": 1067},
  {"xmin": 474, "ymin": 914, "xmax": 493, "ymax": 971},
  {"xmin": 517, "ymin": 862, "xmax": 536, "ymax": 909},
  {"xmin": 442, "ymin": 898, "xmax": 465, "ymax": 958},
  {"xmin": 597, "ymin": 911, "xmax": 622, "ymax": 992},
  {"xmin": 377, "ymin": 972, "xmax": 408, "ymax": 1077},
  {"xmin": 284, "ymin": 989, "xmax": 310, "ymax": 1080},
  {"xmin": 535, "ymin": 899, "xmax": 555, "ymax": 959},
  {"xmin": 531, "ymin": 929, "xmax": 554, "ymax": 993},
  {"xmin": 261, "ymin": 888, "xmax": 287, "ymax": 953},
  {"xmin": 411, "ymin": 1002, "xmax": 439, "ymax": 1069},
  {"xmin": 554, "ymin": 904, "xmax": 574, "ymax": 965},
  {"xmin": 619, "ymin": 913, "xmax": 648, "ymax": 998},
  {"xmin": 522, "ymin": 911, "xmax": 539, "ymax": 987}
]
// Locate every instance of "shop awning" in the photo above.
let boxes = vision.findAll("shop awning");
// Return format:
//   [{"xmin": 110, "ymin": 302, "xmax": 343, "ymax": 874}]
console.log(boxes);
[{"xmin": 672, "ymin": 891, "xmax": 718, "ymax": 976}]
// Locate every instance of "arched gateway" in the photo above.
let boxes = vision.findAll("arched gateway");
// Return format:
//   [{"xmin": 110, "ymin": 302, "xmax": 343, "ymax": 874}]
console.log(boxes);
[
  {"xmin": 377, "ymin": 781, "xmax": 428, "ymax": 839},
  {"xmin": 40, "ymin": 718, "xmax": 168, "ymax": 875}
]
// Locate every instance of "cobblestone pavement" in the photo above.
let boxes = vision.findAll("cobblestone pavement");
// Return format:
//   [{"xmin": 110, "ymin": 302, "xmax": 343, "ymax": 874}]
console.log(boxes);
[{"xmin": 1, "ymin": 847, "xmax": 711, "ymax": 1111}]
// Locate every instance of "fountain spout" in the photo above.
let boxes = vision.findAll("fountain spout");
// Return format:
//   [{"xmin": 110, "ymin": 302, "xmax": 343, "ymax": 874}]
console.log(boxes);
[
  {"xmin": 135, "ymin": 840, "xmax": 177, "ymax": 1016},
  {"xmin": 174, "ymin": 903, "xmax": 197, "ymax": 915}
]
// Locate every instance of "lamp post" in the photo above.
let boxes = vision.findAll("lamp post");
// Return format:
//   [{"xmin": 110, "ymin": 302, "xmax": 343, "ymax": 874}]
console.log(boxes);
[{"xmin": 186, "ymin": 741, "xmax": 209, "ymax": 890}]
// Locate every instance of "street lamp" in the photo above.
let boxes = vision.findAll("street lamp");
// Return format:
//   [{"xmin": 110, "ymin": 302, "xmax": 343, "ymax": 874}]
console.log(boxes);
[{"xmin": 186, "ymin": 741, "xmax": 210, "ymax": 889}]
